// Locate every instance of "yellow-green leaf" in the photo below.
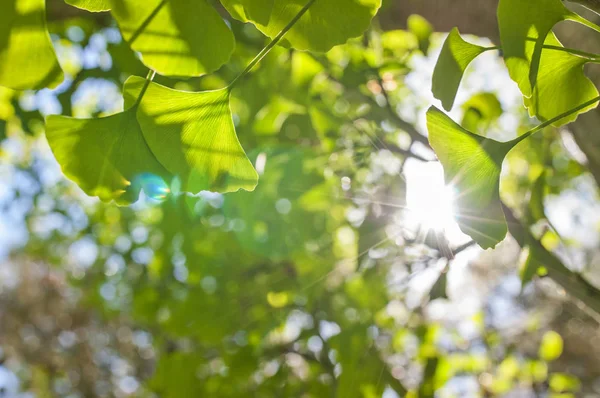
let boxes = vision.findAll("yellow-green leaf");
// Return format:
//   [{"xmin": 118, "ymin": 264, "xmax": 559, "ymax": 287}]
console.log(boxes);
[
  {"xmin": 427, "ymin": 106, "xmax": 514, "ymax": 249},
  {"xmin": 65, "ymin": 0, "xmax": 111, "ymax": 12},
  {"xmin": 221, "ymin": 0, "xmax": 381, "ymax": 52},
  {"xmin": 46, "ymin": 108, "xmax": 171, "ymax": 205},
  {"xmin": 431, "ymin": 28, "xmax": 487, "ymax": 111},
  {"xmin": 125, "ymin": 76, "xmax": 258, "ymax": 194},
  {"xmin": 498, "ymin": 0, "xmax": 597, "ymax": 96},
  {"xmin": 111, "ymin": 0, "xmax": 235, "ymax": 77},
  {"xmin": 0, "ymin": 0, "xmax": 63, "ymax": 90},
  {"xmin": 523, "ymin": 33, "xmax": 599, "ymax": 126}
]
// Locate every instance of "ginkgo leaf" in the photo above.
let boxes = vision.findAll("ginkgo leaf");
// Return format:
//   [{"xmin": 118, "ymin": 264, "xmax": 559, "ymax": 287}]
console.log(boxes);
[
  {"xmin": 111, "ymin": 0, "xmax": 235, "ymax": 77},
  {"xmin": 523, "ymin": 33, "xmax": 599, "ymax": 126},
  {"xmin": 125, "ymin": 76, "xmax": 258, "ymax": 194},
  {"xmin": 221, "ymin": 0, "xmax": 381, "ymax": 52},
  {"xmin": 0, "ymin": 0, "xmax": 63, "ymax": 90},
  {"xmin": 427, "ymin": 106, "xmax": 515, "ymax": 249},
  {"xmin": 65, "ymin": 0, "xmax": 111, "ymax": 12},
  {"xmin": 46, "ymin": 107, "xmax": 171, "ymax": 205},
  {"xmin": 431, "ymin": 28, "xmax": 487, "ymax": 111},
  {"xmin": 498, "ymin": 0, "xmax": 597, "ymax": 96}
]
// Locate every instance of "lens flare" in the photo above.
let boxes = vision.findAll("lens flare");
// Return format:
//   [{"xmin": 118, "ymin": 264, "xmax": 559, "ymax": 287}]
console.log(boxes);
[{"xmin": 132, "ymin": 173, "xmax": 170, "ymax": 201}]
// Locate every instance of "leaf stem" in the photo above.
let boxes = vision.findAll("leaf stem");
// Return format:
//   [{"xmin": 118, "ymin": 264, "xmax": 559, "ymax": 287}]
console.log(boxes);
[
  {"xmin": 227, "ymin": 0, "xmax": 317, "ymax": 90},
  {"xmin": 133, "ymin": 69, "xmax": 156, "ymax": 108},
  {"xmin": 487, "ymin": 40, "xmax": 600, "ymax": 60},
  {"xmin": 510, "ymin": 95, "xmax": 600, "ymax": 145},
  {"xmin": 524, "ymin": 37, "xmax": 600, "ymax": 60}
]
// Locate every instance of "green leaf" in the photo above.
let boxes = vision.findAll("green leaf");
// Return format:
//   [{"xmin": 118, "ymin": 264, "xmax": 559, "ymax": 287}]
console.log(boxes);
[
  {"xmin": 46, "ymin": 107, "xmax": 171, "ymax": 205},
  {"xmin": 111, "ymin": 0, "xmax": 235, "ymax": 77},
  {"xmin": 427, "ymin": 106, "xmax": 515, "ymax": 249},
  {"xmin": 527, "ymin": 170, "xmax": 546, "ymax": 224},
  {"xmin": 539, "ymin": 331, "xmax": 563, "ymax": 362},
  {"xmin": 431, "ymin": 28, "xmax": 487, "ymax": 111},
  {"xmin": 497, "ymin": 0, "xmax": 597, "ymax": 96},
  {"xmin": 523, "ymin": 33, "xmax": 599, "ymax": 126},
  {"xmin": 407, "ymin": 14, "xmax": 433, "ymax": 55},
  {"xmin": 0, "ymin": 0, "xmax": 63, "ymax": 90},
  {"xmin": 65, "ymin": 0, "xmax": 111, "ymax": 12},
  {"xmin": 221, "ymin": 0, "xmax": 382, "ymax": 52},
  {"xmin": 429, "ymin": 271, "xmax": 448, "ymax": 300},
  {"xmin": 461, "ymin": 92, "xmax": 503, "ymax": 133},
  {"xmin": 519, "ymin": 246, "xmax": 540, "ymax": 287},
  {"xmin": 125, "ymin": 76, "xmax": 258, "ymax": 194}
]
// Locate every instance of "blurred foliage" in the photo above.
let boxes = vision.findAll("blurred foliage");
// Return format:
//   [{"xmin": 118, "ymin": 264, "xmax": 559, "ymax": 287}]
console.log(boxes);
[{"xmin": 0, "ymin": 1, "xmax": 599, "ymax": 397}]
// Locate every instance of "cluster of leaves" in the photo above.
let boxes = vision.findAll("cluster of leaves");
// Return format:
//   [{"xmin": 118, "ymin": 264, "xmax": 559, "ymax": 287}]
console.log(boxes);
[
  {"xmin": 428, "ymin": 0, "xmax": 600, "ymax": 311},
  {"xmin": 1, "ymin": 0, "xmax": 381, "ymax": 203}
]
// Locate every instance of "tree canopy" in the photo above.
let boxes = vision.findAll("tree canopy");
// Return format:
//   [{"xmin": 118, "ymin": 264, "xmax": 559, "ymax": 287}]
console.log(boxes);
[{"xmin": 1, "ymin": 0, "xmax": 600, "ymax": 396}]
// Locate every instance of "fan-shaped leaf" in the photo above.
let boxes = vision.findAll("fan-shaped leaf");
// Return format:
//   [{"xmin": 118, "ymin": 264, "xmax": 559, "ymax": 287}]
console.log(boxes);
[
  {"xmin": 125, "ymin": 76, "xmax": 258, "ymax": 194},
  {"xmin": 498, "ymin": 0, "xmax": 596, "ymax": 96},
  {"xmin": 431, "ymin": 28, "xmax": 486, "ymax": 111},
  {"xmin": 0, "ymin": 0, "xmax": 63, "ymax": 90},
  {"xmin": 65, "ymin": 0, "xmax": 111, "ymax": 12},
  {"xmin": 427, "ymin": 106, "xmax": 514, "ymax": 249},
  {"xmin": 46, "ymin": 107, "xmax": 171, "ymax": 205},
  {"xmin": 221, "ymin": 0, "xmax": 381, "ymax": 52},
  {"xmin": 523, "ymin": 33, "xmax": 599, "ymax": 126},
  {"xmin": 111, "ymin": 0, "xmax": 235, "ymax": 77}
]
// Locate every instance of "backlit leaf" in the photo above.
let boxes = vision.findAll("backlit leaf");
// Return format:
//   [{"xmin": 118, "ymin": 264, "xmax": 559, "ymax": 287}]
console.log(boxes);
[
  {"xmin": 498, "ymin": 0, "xmax": 597, "ymax": 96},
  {"xmin": 431, "ymin": 28, "xmax": 487, "ymax": 111},
  {"xmin": 46, "ymin": 107, "xmax": 171, "ymax": 205},
  {"xmin": 111, "ymin": 0, "xmax": 235, "ymax": 77},
  {"xmin": 65, "ymin": 0, "xmax": 111, "ymax": 12},
  {"xmin": 125, "ymin": 76, "xmax": 258, "ymax": 194},
  {"xmin": 221, "ymin": 0, "xmax": 382, "ymax": 52},
  {"xmin": 0, "ymin": 0, "xmax": 63, "ymax": 90},
  {"xmin": 523, "ymin": 33, "xmax": 599, "ymax": 126},
  {"xmin": 427, "ymin": 106, "xmax": 515, "ymax": 248}
]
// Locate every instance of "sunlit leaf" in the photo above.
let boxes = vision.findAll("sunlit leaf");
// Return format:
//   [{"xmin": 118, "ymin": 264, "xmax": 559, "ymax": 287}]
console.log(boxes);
[
  {"xmin": 427, "ymin": 106, "xmax": 515, "ymax": 249},
  {"xmin": 498, "ymin": 0, "xmax": 597, "ymax": 96},
  {"xmin": 111, "ymin": 0, "xmax": 235, "ymax": 77},
  {"xmin": 125, "ymin": 76, "xmax": 258, "ymax": 194},
  {"xmin": 461, "ymin": 92, "xmax": 503, "ymax": 133},
  {"xmin": 523, "ymin": 33, "xmax": 599, "ymax": 126},
  {"xmin": 539, "ymin": 330, "xmax": 563, "ymax": 362},
  {"xmin": 0, "ymin": 0, "xmax": 63, "ymax": 90},
  {"xmin": 65, "ymin": 0, "xmax": 111, "ymax": 12},
  {"xmin": 221, "ymin": 0, "xmax": 382, "ymax": 52},
  {"xmin": 46, "ymin": 107, "xmax": 171, "ymax": 205},
  {"xmin": 431, "ymin": 28, "xmax": 487, "ymax": 111}
]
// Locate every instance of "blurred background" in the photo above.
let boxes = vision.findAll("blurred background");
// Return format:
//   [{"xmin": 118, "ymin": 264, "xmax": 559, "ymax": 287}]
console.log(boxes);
[{"xmin": 1, "ymin": 0, "xmax": 600, "ymax": 396}]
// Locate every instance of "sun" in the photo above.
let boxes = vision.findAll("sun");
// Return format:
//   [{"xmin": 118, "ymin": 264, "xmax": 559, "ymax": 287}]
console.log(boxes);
[{"xmin": 403, "ymin": 159, "xmax": 468, "ymax": 245}]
